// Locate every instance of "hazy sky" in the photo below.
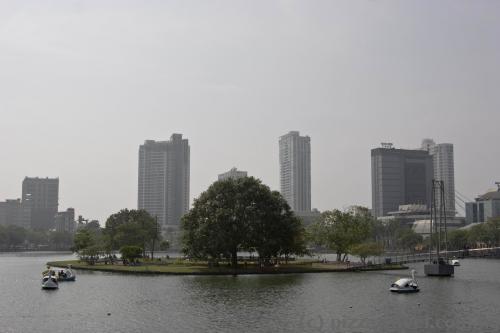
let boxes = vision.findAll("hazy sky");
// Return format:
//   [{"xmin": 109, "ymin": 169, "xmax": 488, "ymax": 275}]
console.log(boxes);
[{"xmin": 1, "ymin": 0, "xmax": 499, "ymax": 222}]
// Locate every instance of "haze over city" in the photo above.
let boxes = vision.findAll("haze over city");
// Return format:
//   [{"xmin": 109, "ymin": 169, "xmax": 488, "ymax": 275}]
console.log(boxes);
[{"xmin": 1, "ymin": 0, "xmax": 500, "ymax": 223}]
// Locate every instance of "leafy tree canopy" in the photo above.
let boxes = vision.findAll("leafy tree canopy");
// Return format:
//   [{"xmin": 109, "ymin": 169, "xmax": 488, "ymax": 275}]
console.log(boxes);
[{"xmin": 182, "ymin": 177, "xmax": 305, "ymax": 268}]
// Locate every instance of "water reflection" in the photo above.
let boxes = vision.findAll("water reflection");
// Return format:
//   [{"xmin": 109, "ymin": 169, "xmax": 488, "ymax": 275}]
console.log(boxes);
[{"xmin": 1, "ymin": 253, "xmax": 500, "ymax": 333}]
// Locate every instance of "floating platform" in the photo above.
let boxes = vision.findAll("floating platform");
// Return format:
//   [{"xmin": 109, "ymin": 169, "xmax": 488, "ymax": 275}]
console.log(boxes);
[{"xmin": 424, "ymin": 263, "xmax": 454, "ymax": 276}]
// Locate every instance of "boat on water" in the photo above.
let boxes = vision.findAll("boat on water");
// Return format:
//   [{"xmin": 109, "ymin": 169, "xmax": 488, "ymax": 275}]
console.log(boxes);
[
  {"xmin": 390, "ymin": 270, "xmax": 419, "ymax": 293},
  {"xmin": 57, "ymin": 266, "xmax": 76, "ymax": 282},
  {"xmin": 424, "ymin": 180, "xmax": 454, "ymax": 277},
  {"xmin": 451, "ymin": 259, "xmax": 460, "ymax": 266},
  {"xmin": 41, "ymin": 271, "xmax": 59, "ymax": 290}
]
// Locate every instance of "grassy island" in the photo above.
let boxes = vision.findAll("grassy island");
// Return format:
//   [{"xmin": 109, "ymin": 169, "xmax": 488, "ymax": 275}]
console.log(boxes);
[{"xmin": 47, "ymin": 258, "xmax": 407, "ymax": 276}]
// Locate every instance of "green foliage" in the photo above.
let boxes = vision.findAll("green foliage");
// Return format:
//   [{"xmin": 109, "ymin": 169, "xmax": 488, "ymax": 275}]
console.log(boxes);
[
  {"xmin": 308, "ymin": 209, "xmax": 373, "ymax": 261},
  {"xmin": 467, "ymin": 218, "xmax": 500, "ymax": 246},
  {"xmin": 182, "ymin": 177, "xmax": 306, "ymax": 267},
  {"xmin": 160, "ymin": 240, "xmax": 170, "ymax": 251},
  {"xmin": 26, "ymin": 230, "xmax": 48, "ymax": 246},
  {"xmin": 0, "ymin": 224, "xmax": 78, "ymax": 250},
  {"xmin": 396, "ymin": 229, "xmax": 423, "ymax": 252},
  {"xmin": 79, "ymin": 244, "xmax": 104, "ymax": 264},
  {"xmin": 448, "ymin": 229, "xmax": 469, "ymax": 250},
  {"xmin": 351, "ymin": 242, "xmax": 384, "ymax": 264},
  {"xmin": 49, "ymin": 231, "xmax": 73, "ymax": 250},
  {"xmin": 0, "ymin": 225, "xmax": 27, "ymax": 249},
  {"xmin": 103, "ymin": 209, "xmax": 162, "ymax": 258},
  {"xmin": 120, "ymin": 245, "xmax": 143, "ymax": 262},
  {"xmin": 73, "ymin": 228, "xmax": 96, "ymax": 252}
]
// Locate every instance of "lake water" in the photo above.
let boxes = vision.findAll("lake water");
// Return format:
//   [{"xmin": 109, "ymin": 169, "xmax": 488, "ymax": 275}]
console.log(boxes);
[{"xmin": 1, "ymin": 252, "xmax": 500, "ymax": 333}]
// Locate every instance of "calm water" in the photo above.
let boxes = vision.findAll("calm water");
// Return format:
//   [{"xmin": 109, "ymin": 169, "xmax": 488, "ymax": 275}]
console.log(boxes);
[{"xmin": 1, "ymin": 252, "xmax": 500, "ymax": 333}]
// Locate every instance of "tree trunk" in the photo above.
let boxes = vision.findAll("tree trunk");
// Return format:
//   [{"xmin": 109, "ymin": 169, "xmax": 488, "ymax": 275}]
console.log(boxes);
[
  {"xmin": 231, "ymin": 249, "xmax": 238, "ymax": 270},
  {"xmin": 150, "ymin": 239, "xmax": 155, "ymax": 259},
  {"xmin": 336, "ymin": 252, "xmax": 342, "ymax": 261}
]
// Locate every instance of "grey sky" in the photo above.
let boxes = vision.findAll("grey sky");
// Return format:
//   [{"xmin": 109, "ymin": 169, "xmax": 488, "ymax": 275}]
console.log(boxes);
[{"xmin": 1, "ymin": 0, "xmax": 499, "ymax": 222}]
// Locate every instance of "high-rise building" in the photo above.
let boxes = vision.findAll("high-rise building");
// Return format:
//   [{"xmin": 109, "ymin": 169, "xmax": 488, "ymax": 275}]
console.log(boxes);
[
  {"xmin": 22, "ymin": 177, "xmax": 59, "ymax": 231},
  {"xmin": 279, "ymin": 131, "xmax": 311, "ymax": 212},
  {"xmin": 138, "ymin": 134, "xmax": 190, "ymax": 228},
  {"xmin": 371, "ymin": 143, "xmax": 433, "ymax": 218},
  {"xmin": 218, "ymin": 168, "xmax": 248, "ymax": 181},
  {"xmin": 55, "ymin": 208, "xmax": 76, "ymax": 234},
  {"xmin": 421, "ymin": 139, "xmax": 456, "ymax": 216}
]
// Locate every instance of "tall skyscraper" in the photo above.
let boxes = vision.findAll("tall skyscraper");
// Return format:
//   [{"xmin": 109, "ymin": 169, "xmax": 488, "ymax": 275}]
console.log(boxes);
[
  {"xmin": 218, "ymin": 167, "xmax": 248, "ymax": 181},
  {"xmin": 138, "ymin": 134, "xmax": 190, "ymax": 228},
  {"xmin": 22, "ymin": 177, "xmax": 59, "ymax": 231},
  {"xmin": 371, "ymin": 144, "xmax": 433, "ymax": 218},
  {"xmin": 279, "ymin": 131, "xmax": 311, "ymax": 212},
  {"xmin": 421, "ymin": 139, "xmax": 456, "ymax": 216}
]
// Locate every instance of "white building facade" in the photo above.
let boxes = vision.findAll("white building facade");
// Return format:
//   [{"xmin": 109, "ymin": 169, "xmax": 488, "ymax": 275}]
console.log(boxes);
[
  {"xmin": 138, "ymin": 134, "xmax": 190, "ymax": 228},
  {"xmin": 279, "ymin": 131, "xmax": 311, "ymax": 212},
  {"xmin": 422, "ymin": 139, "xmax": 456, "ymax": 216}
]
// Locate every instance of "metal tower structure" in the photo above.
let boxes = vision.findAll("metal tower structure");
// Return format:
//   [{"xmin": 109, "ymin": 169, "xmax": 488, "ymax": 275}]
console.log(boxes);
[{"xmin": 425, "ymin": 179, "xmax": 454, "ymax": 276}]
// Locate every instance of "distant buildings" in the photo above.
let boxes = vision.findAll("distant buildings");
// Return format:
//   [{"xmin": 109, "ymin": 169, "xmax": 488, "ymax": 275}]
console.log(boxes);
[
  {"xmin": 295, "ymin": 209, "xmax": 321, "ymax": 227},
  {"xmin": 55, "ymin": 208, "xmax": 76, "ymax": 234},
  {"xmin": 379, "ymin": 204, "xmax": 430, "ymax": 226},
  {"xmin": 465, "ymin": 185, "xmax": 500, "ymax": 224},
  {"xmin": 0, "ymin": 177, "xmax": 76, "ymax": 233},
  {"xmin": 218, "ymin": 168, "xmax": 248, "ymax": 181},
  {"xmin": 22, "ymin": 177, "xmax": 59, "ymax": 231},
  {"xmin": 371, "ymin": 143, "xmax": 433, "ymax": 218},
  {"xmin": 279, "ymin": 131, "xmax": 311, "ymax": 212},
  {"xmin": 421, "ymin": 139, "xmax": 456, "ymax": 216},
  {"xmin": 0, "ymin": 199, "xmax": 31, "ymax": 229},
  {"xmin": 138, "ymin": 134, "xmax": 190, "ymax": 228}
]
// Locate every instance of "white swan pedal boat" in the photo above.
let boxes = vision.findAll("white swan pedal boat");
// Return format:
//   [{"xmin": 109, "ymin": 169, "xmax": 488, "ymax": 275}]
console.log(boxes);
[
  {"xmin": 390, "ymin": 270, "xmax": 419, "ymax": 293},
  {"xmin": 57, "ymin": 266, "xmax": 76, "ymax": 282},
  {"xmin": 42, "ymin": 274, "xmax": 59, "ymax": 290}
]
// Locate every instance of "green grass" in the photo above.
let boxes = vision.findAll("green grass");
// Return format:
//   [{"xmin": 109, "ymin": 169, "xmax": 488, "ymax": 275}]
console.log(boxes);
[{"xmin": 46, "ymin": 259, "xmax": 407, "ymax": 276}]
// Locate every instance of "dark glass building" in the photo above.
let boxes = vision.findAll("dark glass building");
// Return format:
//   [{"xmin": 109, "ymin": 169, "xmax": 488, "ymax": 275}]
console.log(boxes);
[{"xmin": 371, "ymin": 144, "xmax": 433, "ymax": 218}]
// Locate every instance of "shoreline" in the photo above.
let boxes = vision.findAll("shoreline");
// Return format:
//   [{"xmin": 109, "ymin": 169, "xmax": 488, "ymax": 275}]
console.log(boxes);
[{"xmin": 47, "ymin": 260, "xmax": 408, "ymax": 276}]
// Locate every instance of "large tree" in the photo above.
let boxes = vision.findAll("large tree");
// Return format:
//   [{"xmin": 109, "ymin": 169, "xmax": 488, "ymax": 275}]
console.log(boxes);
[
  {"xmin": 396, "ymin": 229, "xmax": 423, "ymax": 252},
  {"xmin": 182, "ymin": 177, "xmax": 305, "ymax": 268},
  {"xmin": 5, "ymin": 225, "xmax": 27, "ymax": 249},
  {"xmin": 308, "ymin": 209, "xmax": 373, "ymax": 261},
  {"xmin": 104, "ymin": 209, "xmax": 161, "ymax": 258}
]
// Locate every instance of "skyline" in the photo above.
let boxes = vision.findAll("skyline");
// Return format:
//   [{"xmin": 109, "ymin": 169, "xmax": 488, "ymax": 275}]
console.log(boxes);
[
  {"xmin": 1, "ymin": 1, "xmax": 500, "ymax": 222},
  {"xmin": 0, "ymin": 134, "xmax": 493, "ymax": 222}
]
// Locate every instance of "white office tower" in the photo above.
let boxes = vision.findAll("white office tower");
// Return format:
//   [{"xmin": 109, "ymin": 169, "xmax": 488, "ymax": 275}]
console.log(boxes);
[
  {"xmin": 421, "ymin": 139, "xmax": 456, "ymax": 216},
  {"xmin": 138, "ymin": 134, "xmax": 190, "ymax": 228},
  {"xmin": 279, "ymin": 131, "xmax": 311, "ymax": 212}
]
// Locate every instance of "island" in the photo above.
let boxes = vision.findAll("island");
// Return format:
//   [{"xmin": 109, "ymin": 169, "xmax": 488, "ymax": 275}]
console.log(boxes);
[{"xmin": 47, "ymin": 258, "xmax": 406, "ymax": 276}]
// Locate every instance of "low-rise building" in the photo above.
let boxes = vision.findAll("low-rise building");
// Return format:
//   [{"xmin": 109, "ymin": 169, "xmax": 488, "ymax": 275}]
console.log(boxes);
[
  {"xmin": 412, "ymin": 217, "xmax": 465, "ymax": 238},
  {"xmin": 0, "ymin": 199, "xmax": 31, "ymax": 229},
  {"xmin": 218, "ymin": 168, "xmax": 248, "ymax": 181},
  {"xmin": 55, "ymin": 208, "xmax": 76, "ymax": 234},
  {"xmin": 295, "ymin": 209, "xmax": 321, "ymax": 227},
  {"xmin": 377, "ymin": 204, "xmax": 430, "ymax": 226},
  {"xmin": 465, "ymin": 185, "xmax": 500, "ymax": 224}
]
